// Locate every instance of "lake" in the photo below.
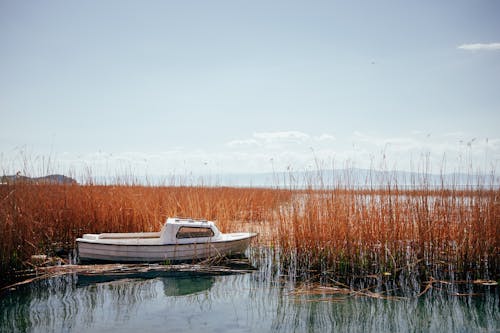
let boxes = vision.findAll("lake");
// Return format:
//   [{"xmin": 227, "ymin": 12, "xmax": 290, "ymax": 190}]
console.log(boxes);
[{"xmin": 1, "ymin": 268, "xmax": 498, "ymax": 333}]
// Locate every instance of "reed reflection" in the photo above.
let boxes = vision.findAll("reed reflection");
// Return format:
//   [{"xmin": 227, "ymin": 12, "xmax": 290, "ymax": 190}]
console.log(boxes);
[
  {"xmin": 0, "ymin": 272, "xmax": 216, "ymax": 332},
  {"xmin": 0, "ymin": 272, "xmax": 498, "ymax": 332}
]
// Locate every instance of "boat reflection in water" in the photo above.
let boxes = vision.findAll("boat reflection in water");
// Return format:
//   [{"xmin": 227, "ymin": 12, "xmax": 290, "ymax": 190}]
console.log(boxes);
[
  {"xmin": 76, "ymin": 272, "xmax": 215, "ymax": 296},
  {"xmin": 161, "ymin": 275, "xmax": 214, "ymax": 296}
]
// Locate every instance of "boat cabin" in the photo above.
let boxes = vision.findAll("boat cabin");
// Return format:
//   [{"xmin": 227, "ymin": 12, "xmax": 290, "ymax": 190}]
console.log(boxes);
[
  {"xmin": 80, "ymin": 217, "xmax": 222, "ymax": 245},
  {"xmin": 160, "ymin": 217, "xmax": 221, "ymax": 244}
]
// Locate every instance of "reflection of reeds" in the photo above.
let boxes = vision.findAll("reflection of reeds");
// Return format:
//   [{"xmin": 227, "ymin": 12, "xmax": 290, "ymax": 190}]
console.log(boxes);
[{"xmin": 0, "ymin": 176, "xmax": 498, "ymax": 290}]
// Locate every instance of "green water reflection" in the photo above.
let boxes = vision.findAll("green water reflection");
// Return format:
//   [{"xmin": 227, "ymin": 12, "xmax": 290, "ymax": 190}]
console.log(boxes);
[{"xmin": 1, "ymin": 272, "xmax": 498, "ymax": 333}]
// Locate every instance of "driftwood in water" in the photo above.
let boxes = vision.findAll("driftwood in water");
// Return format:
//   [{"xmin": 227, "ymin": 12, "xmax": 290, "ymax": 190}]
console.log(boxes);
[
  {"xmin": 51, "ymin": 261, "xmax": 255, "ymax": 276},
  {"xmin": 1, "ymin": 258, "xmax": 256, "ymax": 293}
]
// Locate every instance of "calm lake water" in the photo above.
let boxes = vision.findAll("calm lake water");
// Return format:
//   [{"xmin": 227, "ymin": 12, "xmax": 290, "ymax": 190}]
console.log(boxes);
[{"xmin": 1, "ymin": 269, "xmax": 498, "ymax": 333}]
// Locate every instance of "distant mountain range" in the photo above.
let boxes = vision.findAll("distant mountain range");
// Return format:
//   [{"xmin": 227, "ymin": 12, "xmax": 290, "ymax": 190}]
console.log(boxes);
[{"xmin": 1, "ymin": 174, "xmax": 78, "ymax": 185}]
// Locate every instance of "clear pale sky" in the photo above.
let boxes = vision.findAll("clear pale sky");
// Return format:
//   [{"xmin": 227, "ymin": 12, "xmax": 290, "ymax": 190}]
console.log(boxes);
[{"xmin": 1, "ymin": 0, "xmax": 499, "ymax": 178}]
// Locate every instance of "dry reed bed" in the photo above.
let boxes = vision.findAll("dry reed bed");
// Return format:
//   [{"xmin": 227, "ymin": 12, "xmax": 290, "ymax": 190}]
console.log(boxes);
[
  {"xmin": 0, "ymin": 183, "xmax": 498, "ymax": 289},
  {"xmin": 0, "ymin": 184, "xmax": 288, "ymax": 284},
  {"xmin": 272, "ymin": 187, "xmax": 499, "ymax": 286}
]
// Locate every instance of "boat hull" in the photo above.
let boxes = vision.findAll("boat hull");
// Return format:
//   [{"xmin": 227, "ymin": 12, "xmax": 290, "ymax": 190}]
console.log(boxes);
[{"xmin": 77, "ymin": 235, "xmax": 256, "ymax": 263}]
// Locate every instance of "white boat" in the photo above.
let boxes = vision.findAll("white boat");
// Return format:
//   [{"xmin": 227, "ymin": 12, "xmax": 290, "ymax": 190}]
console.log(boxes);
[{"xmin": 76, "ymin": 217, "xmax": 257, "ymax": 263}]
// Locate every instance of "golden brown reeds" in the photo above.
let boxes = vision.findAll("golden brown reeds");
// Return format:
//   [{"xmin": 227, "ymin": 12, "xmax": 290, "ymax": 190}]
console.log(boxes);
[
  {"xmin": 0, "ymin": 182, "xmax": 289, "ymax": 285},
  {"xmin": 268, "ymin": 184, "xmax": 499, "ymax": 291},
  {"xmin": 0, "ymin": 176, "xmax": 498, "ymax": 291}
]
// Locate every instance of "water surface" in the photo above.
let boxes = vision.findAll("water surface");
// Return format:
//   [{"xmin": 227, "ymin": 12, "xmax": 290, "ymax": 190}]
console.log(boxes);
[{"xmin": 1, "ymin": 270, "xmax": 498, "ymax": 333}]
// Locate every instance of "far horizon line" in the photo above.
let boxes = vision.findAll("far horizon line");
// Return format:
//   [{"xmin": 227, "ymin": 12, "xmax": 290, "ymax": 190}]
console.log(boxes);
[{"xmin": 4, "ymin": 167, "xmax": 498, "ymax": 188}]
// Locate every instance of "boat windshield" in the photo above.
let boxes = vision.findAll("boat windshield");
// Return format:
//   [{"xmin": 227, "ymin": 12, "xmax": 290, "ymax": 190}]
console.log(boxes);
[{"xmin": 176, "ymin": 226, "xmax": 214, "ymax": 239}]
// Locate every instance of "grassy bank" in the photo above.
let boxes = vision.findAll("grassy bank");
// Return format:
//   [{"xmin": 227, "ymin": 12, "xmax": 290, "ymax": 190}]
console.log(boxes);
[{"xmin": 1, "ymin": 181, "xmax": 498, "ymax": 291}]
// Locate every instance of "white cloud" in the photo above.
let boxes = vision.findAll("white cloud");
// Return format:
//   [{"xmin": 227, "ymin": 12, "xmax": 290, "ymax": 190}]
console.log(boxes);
[
  {"xmin": 315, "ymin": 134, "xmax": 336, "ymax": 141},
  {"xmin": 229, "ymin": 131, "xmax": 336, "ymax": 146},
  {"xmin": 253, "ymin": 131, "xmax": 310, "ymax": 142},
  {"xmin": 221, "ymin": 131, "xmax": 338, "ymax": 171},
  {"xmin": 442, "ymin": 131, "xmax": 465, "ymax": 138},
  {"xmin": 226, "ymin": 131, "xmax": 332, "ymax": 148},
  {"xmin": 457, "ymin": 42, "xmax": 500, "ymax": 51},
  {"xmin": 225, "ymin": 139, "xmax": 259, "ymax": 147}
]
